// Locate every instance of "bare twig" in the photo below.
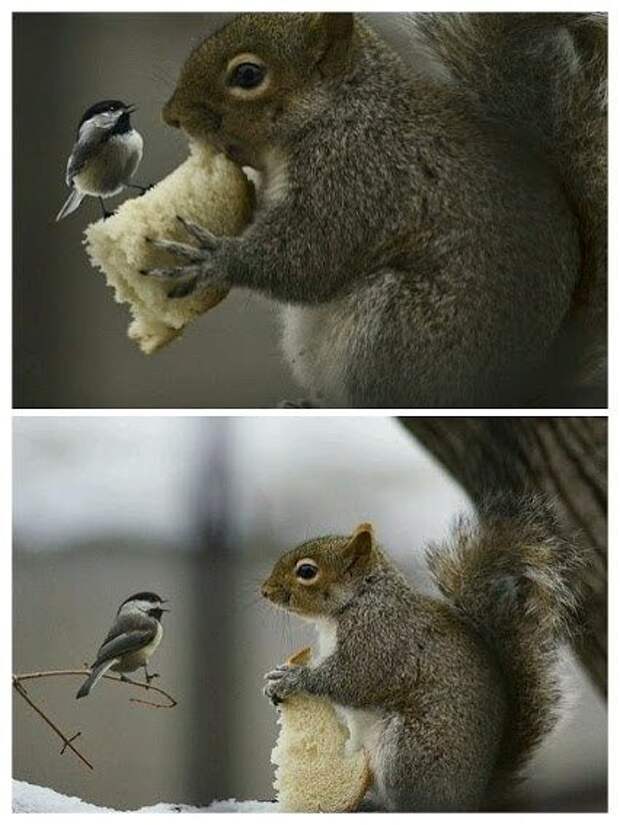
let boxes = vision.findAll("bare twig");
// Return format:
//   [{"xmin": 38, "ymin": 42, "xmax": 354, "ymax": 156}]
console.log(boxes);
[
  {"xmin": 14, "ymin": 669, "xmax": 178, "ymax": 709},
  {"xmin": 12, "ymin": 676, "xmax": 94, "ymax": 771},
  {"xmin": 13, "ymin": 669, "xmax": 178, "ymax": 772}
]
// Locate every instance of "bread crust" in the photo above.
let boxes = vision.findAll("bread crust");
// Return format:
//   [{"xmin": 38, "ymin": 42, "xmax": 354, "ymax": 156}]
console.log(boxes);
[{"xmin": 84, "ymin": 141, "xmax": 253, "ymax": 354}]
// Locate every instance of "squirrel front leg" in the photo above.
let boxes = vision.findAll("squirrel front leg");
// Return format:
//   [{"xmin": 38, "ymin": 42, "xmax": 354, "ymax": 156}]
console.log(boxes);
[
  {"xmin": 146, "ymin": 190, "xmax": 362, "ymax": 304},
  {"xmin": 264, "ymin": 653, "xmax": 391, "ymax": 707}
]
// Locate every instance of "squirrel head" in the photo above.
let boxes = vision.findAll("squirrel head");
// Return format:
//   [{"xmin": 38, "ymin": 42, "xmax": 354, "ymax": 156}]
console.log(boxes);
[
  {"xmin": 261, "ymin": 522, "xmax": 380, "ymax": 618},
  {"xmin": 162, "ymin": 13, "xmax": 355, "ymax": 168}
]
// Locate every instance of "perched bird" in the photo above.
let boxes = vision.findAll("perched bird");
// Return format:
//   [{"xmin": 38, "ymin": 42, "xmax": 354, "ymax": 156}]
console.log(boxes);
[
  {"xmin": 56, "ymin": 99, "xmax": 145, "ymax": 222},
  {"xmin": 76, "ymin": 592, "xmax": 168, "ymax": 699}
]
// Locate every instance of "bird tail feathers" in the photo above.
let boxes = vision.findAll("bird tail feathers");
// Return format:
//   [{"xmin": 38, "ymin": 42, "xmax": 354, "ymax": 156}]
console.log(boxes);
[
  {"xmin": 75, "ymin": 659, "xmax": 117, "ymax": 699},
  {"xmin": 56, "ymin": 189, "xmax": 85, "ymax": 222}
]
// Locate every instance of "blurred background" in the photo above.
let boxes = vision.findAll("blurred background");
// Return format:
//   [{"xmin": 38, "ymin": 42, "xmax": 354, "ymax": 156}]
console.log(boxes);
[
  {"xmin": 13, "ymin": 12, "xmax": 300, "ymax": 409},
  {"xmin": 13, "ymin": 417, "xmax": 607, "ymax": 810}
]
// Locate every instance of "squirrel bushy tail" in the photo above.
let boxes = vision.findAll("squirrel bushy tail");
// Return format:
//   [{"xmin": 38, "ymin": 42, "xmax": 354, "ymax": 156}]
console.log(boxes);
[
  {"xmin": 375, "ymin": 12, "xmax": 607, "ymax": 404},
  {"xmin": 426, "ymin": 493, "xmax": 590, "ymax": 806}
]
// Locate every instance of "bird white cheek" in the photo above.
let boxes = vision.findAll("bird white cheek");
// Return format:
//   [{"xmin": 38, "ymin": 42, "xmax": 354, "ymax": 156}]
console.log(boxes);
[
  {"xmin": 142, "ymin": 622, "xmax": 164, "ymax": 658},
  {"xmin": 126, "ymin": 130, "xmax": 144, "ymax": 166}
]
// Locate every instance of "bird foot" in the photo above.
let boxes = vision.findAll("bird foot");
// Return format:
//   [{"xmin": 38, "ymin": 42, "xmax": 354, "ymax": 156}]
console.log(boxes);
[{"xmin": 144, "ymin": 671, "xmax": 160, "ymax": 685}]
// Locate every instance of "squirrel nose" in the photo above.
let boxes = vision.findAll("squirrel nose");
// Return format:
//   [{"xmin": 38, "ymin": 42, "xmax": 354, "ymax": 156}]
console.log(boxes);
[
  {"xmin": 261, "ymin": 582, "xmax": 277, "ymax": 600},
  {"xmin": 162, "ymin": 96, "xmax": 181, "ymax": 129}
]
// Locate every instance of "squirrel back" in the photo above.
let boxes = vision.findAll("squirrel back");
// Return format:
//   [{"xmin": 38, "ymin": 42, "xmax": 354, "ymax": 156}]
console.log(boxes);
[
  {"xmin": 426, "ymin": 493, "xmax": 590, "ymax": 805},
  {"xmin": 370, "ymin": 13, "xmax": 607, "ymax": 405}
]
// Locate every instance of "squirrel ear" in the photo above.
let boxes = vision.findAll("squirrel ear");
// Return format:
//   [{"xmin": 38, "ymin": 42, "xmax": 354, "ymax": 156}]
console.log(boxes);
[
  {"xmin": 308, "ymin": 13, "xmax": 354, "ymax": 77},
  {"xmin": 344, "ymin": 522, "xmax": 375, "ymax": 568}
]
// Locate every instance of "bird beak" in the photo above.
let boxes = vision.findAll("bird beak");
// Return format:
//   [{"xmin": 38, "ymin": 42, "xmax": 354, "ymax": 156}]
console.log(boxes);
[{"xmin": 124, "ymin": 104, "xmax": 137, "ymax": 115}]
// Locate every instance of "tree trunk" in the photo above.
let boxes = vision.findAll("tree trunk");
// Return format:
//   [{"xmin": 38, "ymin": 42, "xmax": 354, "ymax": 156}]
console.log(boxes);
[{"xmin": 399, "ymin": 416, "xmax": 607, "ymax": 696}]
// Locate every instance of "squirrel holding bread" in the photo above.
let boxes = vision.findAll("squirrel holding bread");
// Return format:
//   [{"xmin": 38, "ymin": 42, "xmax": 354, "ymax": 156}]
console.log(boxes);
[
  {"xmin": 145, "ymin": 12, "xmax": 606, "ymax": 408},
  {"xmin": 261, "ymin": 493, "xmax": 589, "ymax": 812}
]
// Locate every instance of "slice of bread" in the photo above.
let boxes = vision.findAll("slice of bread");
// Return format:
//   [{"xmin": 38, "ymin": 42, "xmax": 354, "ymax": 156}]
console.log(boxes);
[
  {"xmin": 84, "ymin": 141, "xmax": 253, "ymax": 354},
  {"xmin": 271, "ymin": 647, "xmax": 372, "ymax": 812}
]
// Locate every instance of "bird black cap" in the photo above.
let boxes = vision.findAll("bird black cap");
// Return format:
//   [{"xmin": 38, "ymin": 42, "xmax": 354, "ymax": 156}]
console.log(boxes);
[
  {"xmin": 78, "ymin": 99, "xmax": 129, "ymax": 127},
  {"xmin": 119, "ymin": 591, "xmax": 165, "ymax": 608}
]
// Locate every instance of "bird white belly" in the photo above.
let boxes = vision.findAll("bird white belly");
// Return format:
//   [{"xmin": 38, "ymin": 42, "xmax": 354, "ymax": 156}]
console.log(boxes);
[
  {"xmin": 74, "ymin": 131, "xmax": 143, "ymax": 197},
  {"xmin": 141, "ymin": 622, "xmax": 164, "ymax": 660},
  {"xmin": 119, "ymin": 622, "xmax": 163, "ymax": 672}
]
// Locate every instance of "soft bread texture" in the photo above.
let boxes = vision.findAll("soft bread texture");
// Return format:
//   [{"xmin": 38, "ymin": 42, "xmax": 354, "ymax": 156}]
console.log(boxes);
[
  {"xmin": 271, "ymin": 647, "xmax": 371, "ymax": 812},
  {"xmin": 84, "ymin": 141, "xmax": 253, "ymax": 354}
]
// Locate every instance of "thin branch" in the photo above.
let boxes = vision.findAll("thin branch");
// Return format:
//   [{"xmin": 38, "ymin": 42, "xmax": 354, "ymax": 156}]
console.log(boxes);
[
  {"xmin": 13, "ymin": 669, "xmax": 178, "ymax": 773},
  {"xmin": 12, "ymin": 676, "xmax": 94, "ymax": 771},
  {"xmin": 14, "ymin": 669, "xmax": 178, "ymax": 709}
]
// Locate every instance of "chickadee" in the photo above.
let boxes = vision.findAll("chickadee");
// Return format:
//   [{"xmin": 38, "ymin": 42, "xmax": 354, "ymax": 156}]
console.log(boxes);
[
  {"xmin": 76, "ymin": 592, "xmax": 169, "ymax": 699},
  {"xmin": 56, "ymin": 99, "xmax": 145, "ymax": 222}
]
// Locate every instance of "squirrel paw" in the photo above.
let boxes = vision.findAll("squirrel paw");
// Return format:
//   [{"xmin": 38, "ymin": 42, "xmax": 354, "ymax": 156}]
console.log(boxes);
[
  {"xmin": 142, "ymin": 218, "xmax": 227, "ymax": 299},
  {"xmin": 263, "ymin": 664, "xmax": 306, "ymax": 705},
  {"xmin": 140, "ymin": 260, "xmax": 228, "ymax": 299}
]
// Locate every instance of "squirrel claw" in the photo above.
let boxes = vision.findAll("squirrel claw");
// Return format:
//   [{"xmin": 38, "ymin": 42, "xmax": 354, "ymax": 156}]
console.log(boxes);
[
  {"xmin": 263, "ymin": 684, "xmax": 283, "ymax": 706},
  {"xmin": 141, "ymin": 261, "xmax": 228, "ymax": 299},
  {"xmin": 147, "ymin": 238, "xmax": 208, "ymax": 263},
  {"xmin": 168, "ymin": 278, "xmax": 199, "ymax": 299},
  {"xmin": 176, "ymin": 215, "xmax": 220, "ymax": 250},
  {"xmin": 264, "ymin": 668, "xmax": 288, "ymax": 681},
  {"xmin": 263, "ymin": 663, "xmax": 305, "ymax": 703}
]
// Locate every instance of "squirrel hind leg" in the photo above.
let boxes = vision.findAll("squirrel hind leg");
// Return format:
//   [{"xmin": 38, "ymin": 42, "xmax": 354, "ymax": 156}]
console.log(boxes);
[{"xmin": 373, "ymin": 714, "xmax": 488, "ymax": 812}]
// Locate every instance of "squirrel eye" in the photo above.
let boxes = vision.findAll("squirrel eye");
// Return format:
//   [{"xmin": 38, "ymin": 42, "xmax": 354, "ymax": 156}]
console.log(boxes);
[
  {"xmin": 295, "ymin": 562, "xmax": 318, "ymax": 582},
  {"xmin": 229, "ymin": 62, "xmax": 265, "ymax": 90}
]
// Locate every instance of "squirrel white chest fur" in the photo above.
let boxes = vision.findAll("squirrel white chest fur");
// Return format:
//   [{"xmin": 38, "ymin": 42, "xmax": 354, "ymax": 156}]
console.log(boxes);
[
  {"xmin": 252, "ymin": 151, "xmax": 354, "ymax": 406},
  {"xmin": 257, "ymin": 147, "xmax": 290, "ymax": 208},
  {"xmin": 280, "ymin": 272, "xmax": 400, "ymax": 407},
  {"xmin": 313, "ymin": 618, "xmax": 386, "ymax": 769}
]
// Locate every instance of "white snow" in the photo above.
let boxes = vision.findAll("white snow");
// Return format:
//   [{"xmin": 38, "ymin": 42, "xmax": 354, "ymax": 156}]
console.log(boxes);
[{"xmin": 12, "ymin": 780, "xmax": 277, "ymax": 813}]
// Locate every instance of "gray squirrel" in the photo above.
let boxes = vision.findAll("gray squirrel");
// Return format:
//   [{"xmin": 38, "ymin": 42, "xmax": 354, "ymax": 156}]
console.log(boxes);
[
  {"xmin": 148, "ymin": 13, "xmax": 606, "ymax": 408},
  {"xmin": 261, "ymin": 494, "xmax": 589, "ymax": 812}
]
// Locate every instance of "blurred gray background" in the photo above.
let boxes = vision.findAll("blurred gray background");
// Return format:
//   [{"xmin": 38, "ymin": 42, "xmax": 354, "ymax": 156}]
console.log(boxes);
[
  {"xmin": 13, "ymin": 13, "xmax": 300, "ymax": 408},
  {"xmin": 13, "ymin": 417, "xmax": 607, "ymax": 811}
]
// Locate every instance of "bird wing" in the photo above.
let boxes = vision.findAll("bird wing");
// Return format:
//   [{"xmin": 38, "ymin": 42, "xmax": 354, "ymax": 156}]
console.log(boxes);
[
  {"xmin": 92, "ymin": 612, "xmax": 157, "ymax": 666},
  {"xmin": 65, "ymin": 111, "xmax": 121, "ymax": 186}
]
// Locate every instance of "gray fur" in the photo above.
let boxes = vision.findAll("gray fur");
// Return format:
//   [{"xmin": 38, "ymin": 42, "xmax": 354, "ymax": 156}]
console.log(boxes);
[
  {"xmin": 264, "ymin": 494, "xmax": 589, "ymax": 810},
  {"xmin": 159, "ymin": 12, "xmax": 606, "ymax": 407}
]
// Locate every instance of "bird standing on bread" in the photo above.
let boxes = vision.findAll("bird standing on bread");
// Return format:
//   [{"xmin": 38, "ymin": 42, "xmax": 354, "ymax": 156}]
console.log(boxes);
[
  {"xmin": 76, "ymin": 591, "xmax": 168, "ymax": 699},
  {"xmin": 56, "ymin": 99, "xmax": 146, "ymax": 222}
]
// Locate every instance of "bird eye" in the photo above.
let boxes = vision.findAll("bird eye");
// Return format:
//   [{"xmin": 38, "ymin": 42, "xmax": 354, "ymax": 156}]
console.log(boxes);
[
  {"xmin": 295, "ymin": 560, "xmax": 318, "ymax": 582},
  {"xmin": 229, "ymin": 62, "xmax": 265, "ymax": 90}
]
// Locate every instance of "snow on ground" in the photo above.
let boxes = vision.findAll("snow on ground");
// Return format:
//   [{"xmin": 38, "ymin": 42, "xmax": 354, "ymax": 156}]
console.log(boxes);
[{"xmin": 12, "ymin": 780, "xmax": 277, "ymax": 813}]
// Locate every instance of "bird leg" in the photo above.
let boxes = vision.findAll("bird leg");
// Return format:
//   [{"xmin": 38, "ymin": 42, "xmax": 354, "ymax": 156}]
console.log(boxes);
[
  {"xmin": 143, "ymin": 666, "xmax": 160, "ymax": 685},
  {"xmin": 127, "ymin": 183, "xmax": 153, "ymax": 195},
  {"xmin": 98, "ymin": 198, "xmax": 113, "ymax": 219}
]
